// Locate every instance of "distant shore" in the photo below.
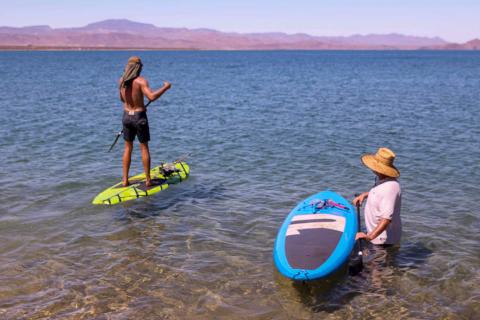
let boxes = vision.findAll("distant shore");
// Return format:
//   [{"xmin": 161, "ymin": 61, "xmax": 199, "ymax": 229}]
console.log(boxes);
[
  {"xmin": 1, "ymin": 46, "xmax": 478, "ymax": 52},
  {"xmin": 0, "ymin": 46, "xmax": 198, "ymax": 51},
  {"xmin": 2, "ymin": 19, "xmax": 479, "ymax": 51}
]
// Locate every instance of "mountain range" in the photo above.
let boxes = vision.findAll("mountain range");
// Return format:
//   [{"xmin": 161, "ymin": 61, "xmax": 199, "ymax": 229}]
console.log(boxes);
[{"xmin": 0, "ymin": 19, "xmax": 478, "ymax": 50}]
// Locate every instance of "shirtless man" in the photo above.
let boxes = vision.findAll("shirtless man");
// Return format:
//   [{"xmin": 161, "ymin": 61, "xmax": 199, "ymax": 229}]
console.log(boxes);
[{"xmin": 119, "ymin": 56, "xmax": 171, "ymax": 187}]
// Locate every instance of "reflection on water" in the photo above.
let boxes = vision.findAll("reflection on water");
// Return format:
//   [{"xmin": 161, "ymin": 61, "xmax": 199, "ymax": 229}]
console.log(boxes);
[{"xmin": 0, "ymin": 51, "xmax": 479, "ymax": 319}]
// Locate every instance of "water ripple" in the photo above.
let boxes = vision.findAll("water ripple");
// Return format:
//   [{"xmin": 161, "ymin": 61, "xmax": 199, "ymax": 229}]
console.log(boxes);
[{"xmin": 0, "ymin": 51, "xmax": 479, "ymax": 319}]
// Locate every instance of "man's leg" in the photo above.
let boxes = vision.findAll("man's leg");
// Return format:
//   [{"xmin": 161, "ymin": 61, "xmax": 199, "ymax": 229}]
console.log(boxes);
[
  {"xmin": 140, "ymin": 142, "xmax": 151, "ymax": 187},
  {"xmin": 122, "ymin": 141, "xmax": 133, "ymax": 187}
]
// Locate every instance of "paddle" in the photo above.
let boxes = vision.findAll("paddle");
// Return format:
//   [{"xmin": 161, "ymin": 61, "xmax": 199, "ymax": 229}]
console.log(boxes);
[
  {"xmin": 349, "ymin": 194, "xmax": 364, "ymax": 275},
  {"xmin": 107, "ymin": 100, "xmax": 153, "ymax": 152}
]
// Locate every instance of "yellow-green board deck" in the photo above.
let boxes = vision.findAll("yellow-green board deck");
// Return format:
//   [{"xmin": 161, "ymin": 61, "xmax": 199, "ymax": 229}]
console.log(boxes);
[{"xmin": 92, "ymin": 162, "xmax": 190, "ymax": 205}]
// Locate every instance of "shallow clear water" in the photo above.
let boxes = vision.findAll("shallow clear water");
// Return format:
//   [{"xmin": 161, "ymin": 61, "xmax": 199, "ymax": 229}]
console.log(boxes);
[{"xmin": 0, "ymin": 51, "xmax": 479, "ymax": 319}]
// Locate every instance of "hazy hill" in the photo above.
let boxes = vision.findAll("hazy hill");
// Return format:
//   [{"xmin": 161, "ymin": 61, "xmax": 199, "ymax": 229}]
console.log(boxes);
[{"xmin": 0, "ymin": 19, "xmax": 475, "ymax": 50}]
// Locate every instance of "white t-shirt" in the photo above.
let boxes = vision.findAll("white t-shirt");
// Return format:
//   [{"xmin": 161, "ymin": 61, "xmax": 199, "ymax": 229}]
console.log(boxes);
[{"xmin": 364, "ymin": 178, "xmax": 402, "ymax": 245}]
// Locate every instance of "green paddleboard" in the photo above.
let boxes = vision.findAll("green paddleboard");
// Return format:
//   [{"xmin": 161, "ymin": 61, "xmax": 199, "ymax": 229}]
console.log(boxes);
[{"xmin": 92, "ymin": 161, "xmax": 190, "ymax": 205}]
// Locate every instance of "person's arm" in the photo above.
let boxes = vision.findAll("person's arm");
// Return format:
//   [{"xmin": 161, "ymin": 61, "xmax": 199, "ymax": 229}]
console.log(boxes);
[
  {"xmin": 356, "ymin": 218, "xmax": 391, "ymax": 241},
  {"xmin": 141, "ymin": 79, "xmax": 171, "ymax": 102},
  {"xmin": 353, "ymin": 191, "xmax": 369, "ymax": 206}
]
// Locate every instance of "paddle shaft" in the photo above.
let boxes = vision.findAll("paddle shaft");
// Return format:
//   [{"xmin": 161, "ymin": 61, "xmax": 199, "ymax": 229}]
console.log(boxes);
[
  {"xmin": 108, "ymin": 100, "xmax": 153, "ymax": 152},
  {"xmin": 356, "ymin": 200, "xmax": 364, "ymax": 251},
  {"xmin": 348, "ymin": 193, "xmax": 364, "ymax": 276}
]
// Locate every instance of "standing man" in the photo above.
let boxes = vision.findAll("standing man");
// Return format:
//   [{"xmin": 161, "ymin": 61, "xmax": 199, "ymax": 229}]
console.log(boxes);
[
  {"xmin": 119, "ymin": 56, "xmax": 171, "ymax": 187},
  {"xmin": 353, "ymin": 147, "xmax": 402, "ymax": 245}
]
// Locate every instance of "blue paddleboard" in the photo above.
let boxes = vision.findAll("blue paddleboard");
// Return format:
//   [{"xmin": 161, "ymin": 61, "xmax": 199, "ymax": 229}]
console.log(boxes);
[{"xmin": 273, "ymin": 190, "xmax": 357, "ymax": 281}]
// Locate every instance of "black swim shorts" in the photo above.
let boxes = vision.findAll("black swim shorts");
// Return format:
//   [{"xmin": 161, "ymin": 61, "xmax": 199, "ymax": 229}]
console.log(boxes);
[{"xmin": 122, "ymin": 111, "xmax": 150, "ymax": 143}]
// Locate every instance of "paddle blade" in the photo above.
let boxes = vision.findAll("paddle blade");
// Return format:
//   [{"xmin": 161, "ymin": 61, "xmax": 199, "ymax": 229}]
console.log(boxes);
[{"xmin": 348, "ymin": 250, "xmax": 364, "ymax": 276}]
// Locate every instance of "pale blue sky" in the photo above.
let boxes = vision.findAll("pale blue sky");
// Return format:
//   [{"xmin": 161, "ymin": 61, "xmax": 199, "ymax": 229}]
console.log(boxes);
[{"xmin": 1, "ymin": 0, "xmax": 479, "ymax": 42}]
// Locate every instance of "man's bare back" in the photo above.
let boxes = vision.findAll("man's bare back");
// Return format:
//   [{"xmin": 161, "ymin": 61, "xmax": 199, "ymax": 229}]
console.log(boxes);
[{"xmin": 119, "ymin": 76, "xmax": 171, "ymax": 113}]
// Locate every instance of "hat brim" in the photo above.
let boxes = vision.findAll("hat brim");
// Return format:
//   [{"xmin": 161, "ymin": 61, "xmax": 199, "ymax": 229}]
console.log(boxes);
[{"xmin": 361, "ymin": 154, "xmax": 400, "ymax": 178}]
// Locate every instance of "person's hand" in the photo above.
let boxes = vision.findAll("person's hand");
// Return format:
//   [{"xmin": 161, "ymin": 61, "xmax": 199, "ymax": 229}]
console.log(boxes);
[
  {"xmin": 356, "ymin": 232, "xmax": 368, "ymax": 241},
  {"xmin": 353, "ymin": 193, "xmax": 367, "ymax": 206},
  {"xmin": 163, "ymin": 81, "xmax": 171, "ymax": 90}
]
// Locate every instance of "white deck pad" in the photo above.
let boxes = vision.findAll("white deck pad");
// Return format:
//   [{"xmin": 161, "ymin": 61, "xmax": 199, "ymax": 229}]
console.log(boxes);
[{"xmin": 286, "ymin": 214, "xmax": 346, "ymax": 236}]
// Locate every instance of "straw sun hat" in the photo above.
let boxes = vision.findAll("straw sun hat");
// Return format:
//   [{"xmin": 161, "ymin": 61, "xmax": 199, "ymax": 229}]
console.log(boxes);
[{"xmin": 361, "ymin": 147, "xmax": 400, "ymax": 178}]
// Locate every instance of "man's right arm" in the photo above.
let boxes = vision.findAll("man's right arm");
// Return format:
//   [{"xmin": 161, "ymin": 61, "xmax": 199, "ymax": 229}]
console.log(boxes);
[
  {"xmin": 141, "ymin": 79, "xmax": 171, "ymax": 102},
  {"xmin": 356, "ymin": 218, "xmax": 391, "ymax": 241}
]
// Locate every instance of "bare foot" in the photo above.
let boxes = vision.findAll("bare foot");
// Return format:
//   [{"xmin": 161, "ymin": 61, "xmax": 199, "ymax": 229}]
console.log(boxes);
[
  {"xmin": 145, "ymin": 179, "xmax": 152, "ymax": 187},
  {"xmin": 122, "ymin": 180, "xmax": 130, "ymax": 187}
]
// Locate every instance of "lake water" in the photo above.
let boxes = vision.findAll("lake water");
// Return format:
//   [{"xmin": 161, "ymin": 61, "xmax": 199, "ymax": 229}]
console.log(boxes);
[{"xmin": 0, "ymin": 51, "xmax": 479, "ymax": 319}]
